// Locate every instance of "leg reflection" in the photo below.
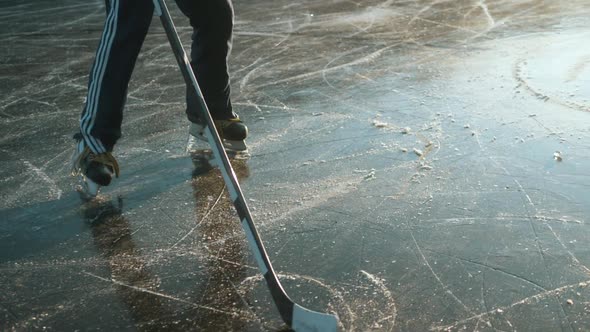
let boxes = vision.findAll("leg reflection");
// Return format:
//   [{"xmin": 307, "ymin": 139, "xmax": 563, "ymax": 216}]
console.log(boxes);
[
  {"xmin": 83, "ymin": 198, "xmax": 170, "ymax": 331},
  {"xmin": 190, "ymin": 153, "xmax": 255, "ymax": 330},
  {"xmin": 81, "ymin": 155, "xmax": 269, "ymax": 330}
]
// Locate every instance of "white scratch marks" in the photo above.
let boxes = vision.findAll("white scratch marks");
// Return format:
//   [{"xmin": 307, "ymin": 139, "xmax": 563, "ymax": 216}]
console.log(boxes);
[
  {"xmin": 22, "ymin": 159, "xmax": 62, "ymax": 199},
  {"xmin": 409, "ymin": 230, "xmax": 474, "ymax": 315},
  {"xmin": 169, "ymin": 186, "xmax": 225, "ymax": 249},
  {"xmin": 477, "ymin": 0, "xmax": 495, "ymax": 28},
  {"xmin": 431, "ymin": 279, "xmax": 590, "ymax": 331},
  {"xmin": 360, "ymin": 270, "xmax": 397, "ymax": 331},
  {"xmin": 254, "ymin": 45, "xmax": 396, "ymax": 88},
  {"xmin": 82, "ymin": 271, "xmax": 238, "ymax": 316}
]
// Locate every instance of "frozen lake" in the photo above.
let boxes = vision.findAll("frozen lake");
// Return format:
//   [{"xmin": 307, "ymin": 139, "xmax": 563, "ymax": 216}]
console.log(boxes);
[{"xmin": 1, "ymin": 0, "xmax": 590, "ymax": 330}]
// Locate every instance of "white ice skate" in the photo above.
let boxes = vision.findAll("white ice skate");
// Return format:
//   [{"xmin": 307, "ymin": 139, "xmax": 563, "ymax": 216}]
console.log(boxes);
[{"xmin": 189, "ymin": 115, "xmax": 248, "ymax": 153}]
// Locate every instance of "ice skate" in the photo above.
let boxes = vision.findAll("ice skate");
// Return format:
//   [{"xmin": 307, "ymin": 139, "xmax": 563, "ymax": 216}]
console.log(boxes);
[
  {"xmin": 71, "ymin": 135, "xmax": 120, "ymax": 198},
  {"xmin": 189, "ymin": 114, "xmax": 248, "ymax": 153}
]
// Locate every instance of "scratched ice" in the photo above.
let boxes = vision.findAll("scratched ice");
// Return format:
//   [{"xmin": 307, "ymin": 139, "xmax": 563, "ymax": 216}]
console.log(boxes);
[{"xmin": 1, "ymin": 0, "xmax": 590, "ymax": 331}]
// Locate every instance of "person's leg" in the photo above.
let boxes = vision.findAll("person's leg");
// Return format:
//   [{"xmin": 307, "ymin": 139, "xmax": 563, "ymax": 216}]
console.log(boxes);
[
  {"xmin": 175, "ymin": 0, "xmax": 234, "ymax": 122},
  {"xmin": 176, "ymin": 0, "xmax": 247, "ymax": 151},
  {"xmin": 79, "ymin": 0, "xmax": 154, "ymax": 154},
  {"xmin": 74, "ymin": 0, "xmax": 154, "ymax": 195}
]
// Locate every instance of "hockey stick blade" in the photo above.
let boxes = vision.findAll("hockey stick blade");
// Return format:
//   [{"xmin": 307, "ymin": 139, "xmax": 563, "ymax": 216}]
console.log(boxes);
[
  {"xmin": 292, "ymin": 304, "xmax": 339, "ymax": 332},
  {"xmin": 152, "ymin": 1, "xmax": 339, "ymax": 330}
]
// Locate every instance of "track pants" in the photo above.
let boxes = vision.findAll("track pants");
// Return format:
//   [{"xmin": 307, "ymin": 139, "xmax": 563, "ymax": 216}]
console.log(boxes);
[{"xmin": 80, "ymin": 0, "xmax": 234, "ymax": 154}]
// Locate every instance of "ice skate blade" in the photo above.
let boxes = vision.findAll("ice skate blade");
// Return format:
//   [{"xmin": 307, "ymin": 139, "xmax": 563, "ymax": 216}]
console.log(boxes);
[
  {"xmin": 224, "ymin": 148, "xmax": 250, "ymax": 161},
  {"xmin": 189, "ymin": 129, "xmax": 249, "ymax": 155},
  {"xmin": 76, "ymin": 177, "xmax": 100, "ymax": 200},
  {"xmin": 223, "ymin": 139, "xmax": 248, "ymax": 152},
  {"xmin": 188, "ymin": 146, "xmax": 250, "ymax": 161}
]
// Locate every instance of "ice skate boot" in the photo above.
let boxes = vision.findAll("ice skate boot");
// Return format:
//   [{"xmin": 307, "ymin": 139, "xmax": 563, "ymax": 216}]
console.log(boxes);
[
  {"xmin": 71, "ymin": 135, "xmax": 120, "ymax": 198},
  {"xmin": 190, "ymin": 114, "xmax": 248, "ymax": 153}
]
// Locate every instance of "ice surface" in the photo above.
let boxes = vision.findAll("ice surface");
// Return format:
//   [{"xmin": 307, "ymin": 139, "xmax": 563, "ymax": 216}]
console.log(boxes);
[{"xmin": 2, "ymin": 0, "xmax": 590, "ymax": 331}]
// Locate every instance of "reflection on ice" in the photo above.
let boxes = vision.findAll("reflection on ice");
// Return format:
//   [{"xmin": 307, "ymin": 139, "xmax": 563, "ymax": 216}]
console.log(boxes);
[{"xmin": 1, "ymin": 0, "xmax": 590, "ymax": 330}]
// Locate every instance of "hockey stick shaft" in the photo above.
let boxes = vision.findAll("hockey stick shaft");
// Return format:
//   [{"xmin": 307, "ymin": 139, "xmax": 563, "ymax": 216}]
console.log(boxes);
[{"xmin": 152, "ymin": 1, "xmax": 338, "ymax": 330}]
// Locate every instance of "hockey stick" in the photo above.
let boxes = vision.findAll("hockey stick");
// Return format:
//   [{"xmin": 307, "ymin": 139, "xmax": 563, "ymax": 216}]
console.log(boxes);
[{"xmin": 152, "ymin": 1, "xmax": 339, "ymax": 331}]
